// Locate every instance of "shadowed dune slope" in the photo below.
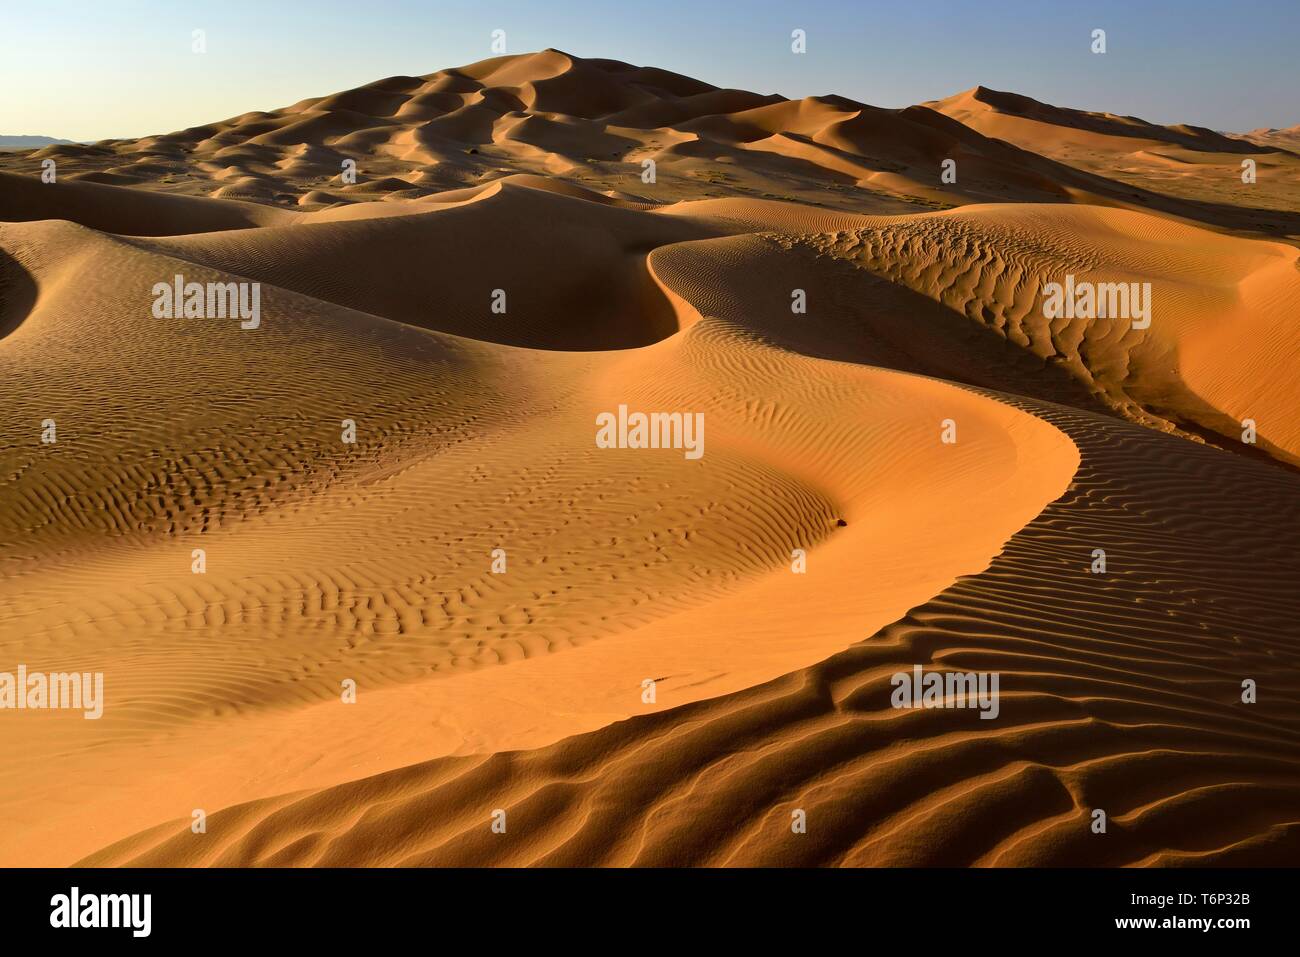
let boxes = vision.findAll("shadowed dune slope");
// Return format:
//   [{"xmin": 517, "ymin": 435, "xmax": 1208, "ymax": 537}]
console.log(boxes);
[
  {"xmin": 793, "ymin": 205, "xmax": 1300, "ymax": 464},
  {"xmin": 122, "ymin": 181, "xmax": 719, "ymax": 349},
  {"xmin": 0, "ymin": 169, "xmax": 287, "ymax": 235}
]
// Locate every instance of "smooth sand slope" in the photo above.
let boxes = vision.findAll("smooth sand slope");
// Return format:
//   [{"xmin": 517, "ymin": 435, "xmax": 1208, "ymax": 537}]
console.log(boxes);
[{"xmin": 1, "ymin": 51, "xmax": 1297, "ymax": 867}]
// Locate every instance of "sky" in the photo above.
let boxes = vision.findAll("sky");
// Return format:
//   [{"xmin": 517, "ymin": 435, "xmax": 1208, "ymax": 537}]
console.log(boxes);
[{"xmin": 4, "ymin": 0, "xmax": 1297, "ymax": 141}]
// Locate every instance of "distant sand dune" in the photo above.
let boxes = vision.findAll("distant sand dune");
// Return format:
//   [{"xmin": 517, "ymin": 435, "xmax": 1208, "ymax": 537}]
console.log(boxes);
[
  {"xmin": 928, "ymin": 86, "xmax": 1300, "ymax": 226},
  {"xmin": 7, "ymin": 50, "xmax": 1297, "ymax": 236}
]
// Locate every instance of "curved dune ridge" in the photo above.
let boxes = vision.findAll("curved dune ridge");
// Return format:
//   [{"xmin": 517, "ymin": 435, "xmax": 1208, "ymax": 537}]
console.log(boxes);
[{"xmin": 1, "ymin": 51, "xmax": 1298, "ymax": 868}]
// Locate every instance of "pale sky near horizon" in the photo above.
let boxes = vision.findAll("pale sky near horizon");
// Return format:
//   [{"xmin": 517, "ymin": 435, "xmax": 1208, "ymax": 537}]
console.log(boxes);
[{"xmin": 3, "ymin": 0, "xmax": 1297, "ymax": 142}]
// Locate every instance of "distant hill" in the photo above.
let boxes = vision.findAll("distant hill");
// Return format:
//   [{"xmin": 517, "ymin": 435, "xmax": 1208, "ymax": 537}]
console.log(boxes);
[{"xmin": 0, "ymin": 135, "xmax": 77, "ymax": 150}]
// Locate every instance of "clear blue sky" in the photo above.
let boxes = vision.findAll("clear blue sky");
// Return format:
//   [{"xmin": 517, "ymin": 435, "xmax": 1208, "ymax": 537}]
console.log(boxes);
[{"xmin": 5, "ymin": 0, "xmax": 1297, "ymax": 141}]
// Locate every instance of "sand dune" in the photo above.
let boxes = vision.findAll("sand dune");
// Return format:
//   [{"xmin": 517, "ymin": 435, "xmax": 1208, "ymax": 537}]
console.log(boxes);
[
  {"xmin": 933, "ymin": 87, "xmax": 1266, "ymax": 157},
  {"xmin": 929, "ymin": 87, "xmax": 1300, "ymax": 229},
  {"xmin": 0, "ymin": 190, "xmax": 1079, "ymax": 866},
  {"xmin": 118, "ymin": 180, "xmax": 715, "ymax": 349},
  {"xmin": 80, "ymin": 394, "xmax": 1300, "ymax": 867},
  {"xmin": 1, "ymin": 51, "xmax": 1297, "ymax": 868},
  {"xmin": 798, "ymin": 204, "xmax": 1300, "ymax": 464},
  {"xmin": 7, "ymin": 49, "xmax": 1295, "ymax": 239},
  {"xmin": 1240, "ymin": 124, "xmax": 1300, "ymax": 153},
  {"xmin": 0, "ymin": 169, "xmax": 287, "ymax": 235}
]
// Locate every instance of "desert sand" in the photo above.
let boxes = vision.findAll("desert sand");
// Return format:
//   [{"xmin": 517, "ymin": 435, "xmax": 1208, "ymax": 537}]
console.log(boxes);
[{"xmin": 1, "ymin": 50, "xmax": 1297, "ymax": 867}]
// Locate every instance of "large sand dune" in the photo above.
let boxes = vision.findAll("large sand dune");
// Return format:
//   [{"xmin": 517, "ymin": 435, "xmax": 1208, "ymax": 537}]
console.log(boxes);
[
  {"xmin": 1, "ymin": 51, "xmax": 1297, "ymax": 868},
  {"xmin": 928, "ymin": 86, "xmax": 1300, "ymax": 229}
]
